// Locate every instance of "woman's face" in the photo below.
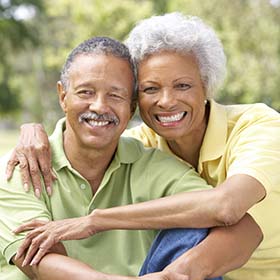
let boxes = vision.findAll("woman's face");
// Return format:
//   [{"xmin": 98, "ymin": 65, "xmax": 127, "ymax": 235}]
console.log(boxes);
[{"xmin": 138, "ymin": 51, "xmax": 207, "ymax": 141}]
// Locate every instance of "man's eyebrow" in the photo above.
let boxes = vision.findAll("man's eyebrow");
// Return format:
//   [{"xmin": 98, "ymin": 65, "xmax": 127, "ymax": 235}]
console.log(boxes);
[
  {"xmin": 74, "ymin": 82, "xmax": 95, "ymax": 90},
  {"xmin": 111, "ymin": 86, "xmax": 129, "ymax": 94}
]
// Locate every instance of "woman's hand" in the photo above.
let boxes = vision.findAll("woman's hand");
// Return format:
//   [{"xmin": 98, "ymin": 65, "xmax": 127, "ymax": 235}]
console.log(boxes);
[
  {"xmin": 13, "ymin": 216, "xmax": 96, "ymax": 266},
  {"xmin": 5, "ymin": 123, "xmax": 55, "ymax": 197}
]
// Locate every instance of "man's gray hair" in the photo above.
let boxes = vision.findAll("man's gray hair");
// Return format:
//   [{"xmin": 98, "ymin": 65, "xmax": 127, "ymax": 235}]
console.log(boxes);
[
  {"xmin": 60, "ymin": 37, "xmax": 137, "ymax": 101},
  {"xmin": 125, "ymin": 12, "xmax": 226, "ymax": 98}
]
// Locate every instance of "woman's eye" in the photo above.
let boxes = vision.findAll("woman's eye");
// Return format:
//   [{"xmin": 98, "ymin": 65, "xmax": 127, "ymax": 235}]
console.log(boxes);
[
  {"xmin": 175, "ymin": 83, "xmax": 191, "ymax": 90},
  {"xmin": 143, "ymin": 87, "xmax": 159, "ymax": 94},
  {"xmin": 109, "ymin": 93, "xmax": 123, "ymax": 100}
]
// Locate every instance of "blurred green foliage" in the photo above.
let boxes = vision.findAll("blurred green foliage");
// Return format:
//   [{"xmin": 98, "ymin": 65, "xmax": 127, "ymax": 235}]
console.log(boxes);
[{"xmin": 0, "ymin": 0, "xmax": 280, "ymax": 131}]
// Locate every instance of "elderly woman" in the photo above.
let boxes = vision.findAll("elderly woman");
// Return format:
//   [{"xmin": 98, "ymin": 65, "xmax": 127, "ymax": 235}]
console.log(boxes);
[{"xmin": 7, "ymin": 13, "xmax": 280, "ymax": 280}]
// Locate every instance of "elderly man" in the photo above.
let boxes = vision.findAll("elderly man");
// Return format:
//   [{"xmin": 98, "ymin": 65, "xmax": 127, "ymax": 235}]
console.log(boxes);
[{"xmin": 0, "ymin": 37, "xmax": 215, "ymax": 280}]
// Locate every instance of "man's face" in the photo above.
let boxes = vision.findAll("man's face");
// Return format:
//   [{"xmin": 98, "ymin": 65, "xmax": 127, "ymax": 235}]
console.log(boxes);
[{"xmin": 59, "ymin": 53, "xmax": 134, "ymax": 151}]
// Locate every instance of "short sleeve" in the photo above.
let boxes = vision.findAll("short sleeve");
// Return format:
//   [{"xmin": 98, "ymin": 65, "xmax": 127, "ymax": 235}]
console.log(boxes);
[
  {"xmin": 0, "ymin": 157, "xmax": 51, "ymax": 264},
  {"xmin": 227, "ymin": 113, "xmax": 280, "ymax": 194},
  {"xmin": 123, "ymin": 124, "xmax": 159, "ymax": 148}
]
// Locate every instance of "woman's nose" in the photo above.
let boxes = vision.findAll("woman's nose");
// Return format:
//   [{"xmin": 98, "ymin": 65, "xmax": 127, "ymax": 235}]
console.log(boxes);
[{"xmin": 157, "ymin": 88, "xmax": 177, "ymax": 109}]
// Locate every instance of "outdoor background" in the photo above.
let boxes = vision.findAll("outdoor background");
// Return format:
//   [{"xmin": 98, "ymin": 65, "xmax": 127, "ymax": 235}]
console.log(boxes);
[{"xmin": 1, "ymin": 0, "xmax": 280, "ymax": 156}]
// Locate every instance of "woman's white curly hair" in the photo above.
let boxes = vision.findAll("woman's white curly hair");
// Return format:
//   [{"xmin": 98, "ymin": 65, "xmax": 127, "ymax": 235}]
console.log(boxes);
[{"xmin": 125, "ymin": 12, "xmax": 226, "ymax": 98}]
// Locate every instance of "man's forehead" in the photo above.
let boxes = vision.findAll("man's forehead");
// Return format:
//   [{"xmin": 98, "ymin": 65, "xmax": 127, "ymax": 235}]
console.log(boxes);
[
  {"xmin": 69, "ymin": 53, "xmax": 132, "ymax": 75},
  {"xmin": 68, "ymin": 53, "xmax": 134, "ymax": 91}
]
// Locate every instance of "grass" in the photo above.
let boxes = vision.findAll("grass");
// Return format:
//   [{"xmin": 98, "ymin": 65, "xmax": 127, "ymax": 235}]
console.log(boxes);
[{"xmin": 0, "ymin": 130, "xmax": 19, "ymax": 157}]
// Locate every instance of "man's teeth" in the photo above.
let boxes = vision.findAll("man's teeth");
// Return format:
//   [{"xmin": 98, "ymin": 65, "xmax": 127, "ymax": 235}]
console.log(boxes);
[
  {"xmin": 88, "ymin": 120, "xmax": 110, "ymax": 127},
  {"xmin": 157, "ymin": 112, "xmax": 185, "ymax": 123}
]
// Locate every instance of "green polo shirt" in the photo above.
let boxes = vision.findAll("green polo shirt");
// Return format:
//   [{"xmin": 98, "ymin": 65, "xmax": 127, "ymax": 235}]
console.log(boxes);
[{"xmin": 0, "ymin": 118, "xmax": 211, "ymax": 279}]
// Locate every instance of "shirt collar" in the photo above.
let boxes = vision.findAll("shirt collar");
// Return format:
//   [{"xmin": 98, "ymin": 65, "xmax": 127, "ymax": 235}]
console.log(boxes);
[
  {"xmin": 50, "ymin": 118, "xmax": 143, "ymax": 172},
  {"xmin": 198, "ymin": 99, "xmax": 227, "ymax": 171}
]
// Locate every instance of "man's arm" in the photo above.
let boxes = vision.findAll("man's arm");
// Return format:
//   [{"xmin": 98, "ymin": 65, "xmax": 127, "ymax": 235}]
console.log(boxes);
[
  {"xmin": 13, "ymin": 253, "xmax": 121, "ymax": 280},
  {"xmin": 13, "ymin": 253, "xmax": 189, "ymax": 280}
]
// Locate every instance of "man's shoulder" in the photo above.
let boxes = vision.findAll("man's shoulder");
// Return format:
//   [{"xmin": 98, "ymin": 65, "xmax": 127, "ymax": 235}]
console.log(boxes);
[
  {"xmin": 0, "ymin": 152, "xmax": 24, "ymax": 190},
  {"xmin": 119, "ymin": 136, "xmax": 192, "ymax": 172},
  {"xmin": 0, "ymin": 151, "xmax": 14, "ymax": 179}
]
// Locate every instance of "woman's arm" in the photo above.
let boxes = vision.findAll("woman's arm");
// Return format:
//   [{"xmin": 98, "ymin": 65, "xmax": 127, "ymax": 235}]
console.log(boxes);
[
  {"xmin": 89, "ymin": 174, "xmax": 265, "ymax": 230},
  {"xmin": 6, "ymin": 124, "xmax": 265, "ymax": 227},
  {"xmin": 164, "ymin": 214, "xmax": 263, "ymax": 279}
]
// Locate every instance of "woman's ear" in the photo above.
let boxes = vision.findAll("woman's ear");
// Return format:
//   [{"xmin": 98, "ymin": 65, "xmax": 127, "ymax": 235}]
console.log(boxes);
[{"xmin": 57, "ymin": 81, "xmax": 67, "ymax": 113}]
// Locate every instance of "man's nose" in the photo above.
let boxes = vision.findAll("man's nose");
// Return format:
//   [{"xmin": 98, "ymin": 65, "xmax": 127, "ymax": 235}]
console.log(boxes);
[{"xmin": 88, "ymin": 94, "xmax": 109, "ymax": 113}]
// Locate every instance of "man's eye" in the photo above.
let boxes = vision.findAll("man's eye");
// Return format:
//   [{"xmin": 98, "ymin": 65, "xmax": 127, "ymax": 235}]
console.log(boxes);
[
  {"xmin": 77, "ymin": 90, "xmax": 93, "ymax": 96},
  {"xmin": 143, "ymin": 87, "xmax": 159, "ymax": 94},
  {"xmin": 175, "ymin": 83, "xmax": 191, "ymax": 90}
]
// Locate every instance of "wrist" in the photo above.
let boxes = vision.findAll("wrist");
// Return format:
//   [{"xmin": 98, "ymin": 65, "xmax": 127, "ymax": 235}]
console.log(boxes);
[
  {"xmin": 192, "ymin": 248, "xmax": 214, "ymax": 278},
  {"xmin": 88, "ymin": 209, "xmax": 110, "ymax": 234},
  {"xmin": 177, "ymin": 247, "xmax": 213, "ymax": 279}
]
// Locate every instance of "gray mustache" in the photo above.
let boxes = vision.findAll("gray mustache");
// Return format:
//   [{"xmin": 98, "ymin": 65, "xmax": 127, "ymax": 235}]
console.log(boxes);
[{"xmin": 79, "ymin": 112, "xmax": 120, "ymax": 125}]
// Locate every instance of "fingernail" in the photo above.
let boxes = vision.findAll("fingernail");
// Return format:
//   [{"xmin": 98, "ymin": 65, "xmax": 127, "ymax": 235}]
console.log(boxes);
[
  {"xmin": 35, "ymin": 189, "xmax": 41, "ymax": 198},
  {"xmin": 23, "ymin": 183, "xmax": 29, "ymax": 192},
  {"xmin": 22, "ymin": 260, "xmax": 26, "ymax": 267},
  {"xmin": 47, "ymin": 187, "xmax": 52, "ymax": 196}
]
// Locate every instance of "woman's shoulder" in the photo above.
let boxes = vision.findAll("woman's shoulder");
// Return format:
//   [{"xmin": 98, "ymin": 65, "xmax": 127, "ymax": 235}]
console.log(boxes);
[
  {"xmin": 224, "ymin": 102, "xmax": 279, "ymax": 122},
  {"xmin": 122, "ymin": 123, "xmax": 160, "ymax": 149}
]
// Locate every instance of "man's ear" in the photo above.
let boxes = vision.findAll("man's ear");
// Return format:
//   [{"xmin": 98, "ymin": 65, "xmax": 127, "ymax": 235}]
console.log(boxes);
[{"xmin": 57, "ymin": 81, "xmax": 67, "ymax": 113}]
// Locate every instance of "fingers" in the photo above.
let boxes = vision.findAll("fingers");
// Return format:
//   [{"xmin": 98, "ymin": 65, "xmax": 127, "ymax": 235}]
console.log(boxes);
[
  {"xmin": 30, "ymin": 237, "xmax": 55, "ymax": 265},
  {"xmin": 13, "ymin": 219, "xmax": 47, "ymax": 234},
  {"xmin": 27, "ymin": 148, "xmax": 42, "ymax": 198},
  {"xmin": 13, "ymin": 220, "xmax": 48, "ymax": 261},
  {"xmin": 22, "ymin": 234, "xmax": 47, "ymax": 266},
  {"xmin": 37, "ymin": 147, "xmax": 54, "ymax": 196},
  {"xmin": 29, "ymin": 247, "xmax": 48, "ymax": 266},
  {"xmin": 175, "ymin": 274, "xmax": 189, "ymax": 280},
  {"xmin": 164, "ymin": 272, "xmax": 189, "ymax": 280},
  {"xmin": 6, "ymin": 123, "xmax": 54, "ymax": 197},
  {"xmin": 15, "ymin": 230, "xmax": 36, "ymax": 261},
  {"xmin": 6, "ymin": 150, "xmax": 19, "ymax": 181},
  {"xmin": 17, "ymin": 153, "xmax": 31, "ymax": 193},
  {"xmin": 19, "ymin": 232, "xmax": 55, "ymax": 266}
]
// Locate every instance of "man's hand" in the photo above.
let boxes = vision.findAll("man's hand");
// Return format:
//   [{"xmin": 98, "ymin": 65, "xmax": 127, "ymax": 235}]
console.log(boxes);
[
  {"xmin": 13, "ymin": 216, "xmax": 95, "ymax": 266},
  {"xmin": 5, "ymin": 123, "xmax": 55, "ymax": 197},
  {"xmin": 162, "ymin": 243, "xmax": 213, "ymax": 280},
  {"xmin": 139, "ymin": 271, "xmax": 189, "ymax": 280},
  {"xmin": 13, "ymin": 241, "xmax": 67, "ymax": 279}
]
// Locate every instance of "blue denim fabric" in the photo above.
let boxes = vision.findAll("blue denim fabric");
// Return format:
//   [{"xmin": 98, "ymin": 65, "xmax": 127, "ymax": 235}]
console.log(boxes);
[{"xmin": 139, "ymin": 228, "xmax": 223, "ymax": 280}]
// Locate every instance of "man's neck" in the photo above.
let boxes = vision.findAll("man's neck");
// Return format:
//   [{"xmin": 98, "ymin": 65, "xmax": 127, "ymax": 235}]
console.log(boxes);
[{"xmin": 63, "ymin": 132, "xmax": 118, "ymax": 195}]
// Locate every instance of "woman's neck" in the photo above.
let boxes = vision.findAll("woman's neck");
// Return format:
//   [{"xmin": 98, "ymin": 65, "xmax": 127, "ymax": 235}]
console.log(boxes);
[{"xmin": 167, "ymin": 106, "xmax": 209, "ymax": 169}]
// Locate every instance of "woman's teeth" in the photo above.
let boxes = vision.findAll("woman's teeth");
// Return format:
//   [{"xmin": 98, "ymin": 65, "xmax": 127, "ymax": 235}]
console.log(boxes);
[{"xmin": 157, "ymin": 112, "xmax": 185, "ymax": 123}]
